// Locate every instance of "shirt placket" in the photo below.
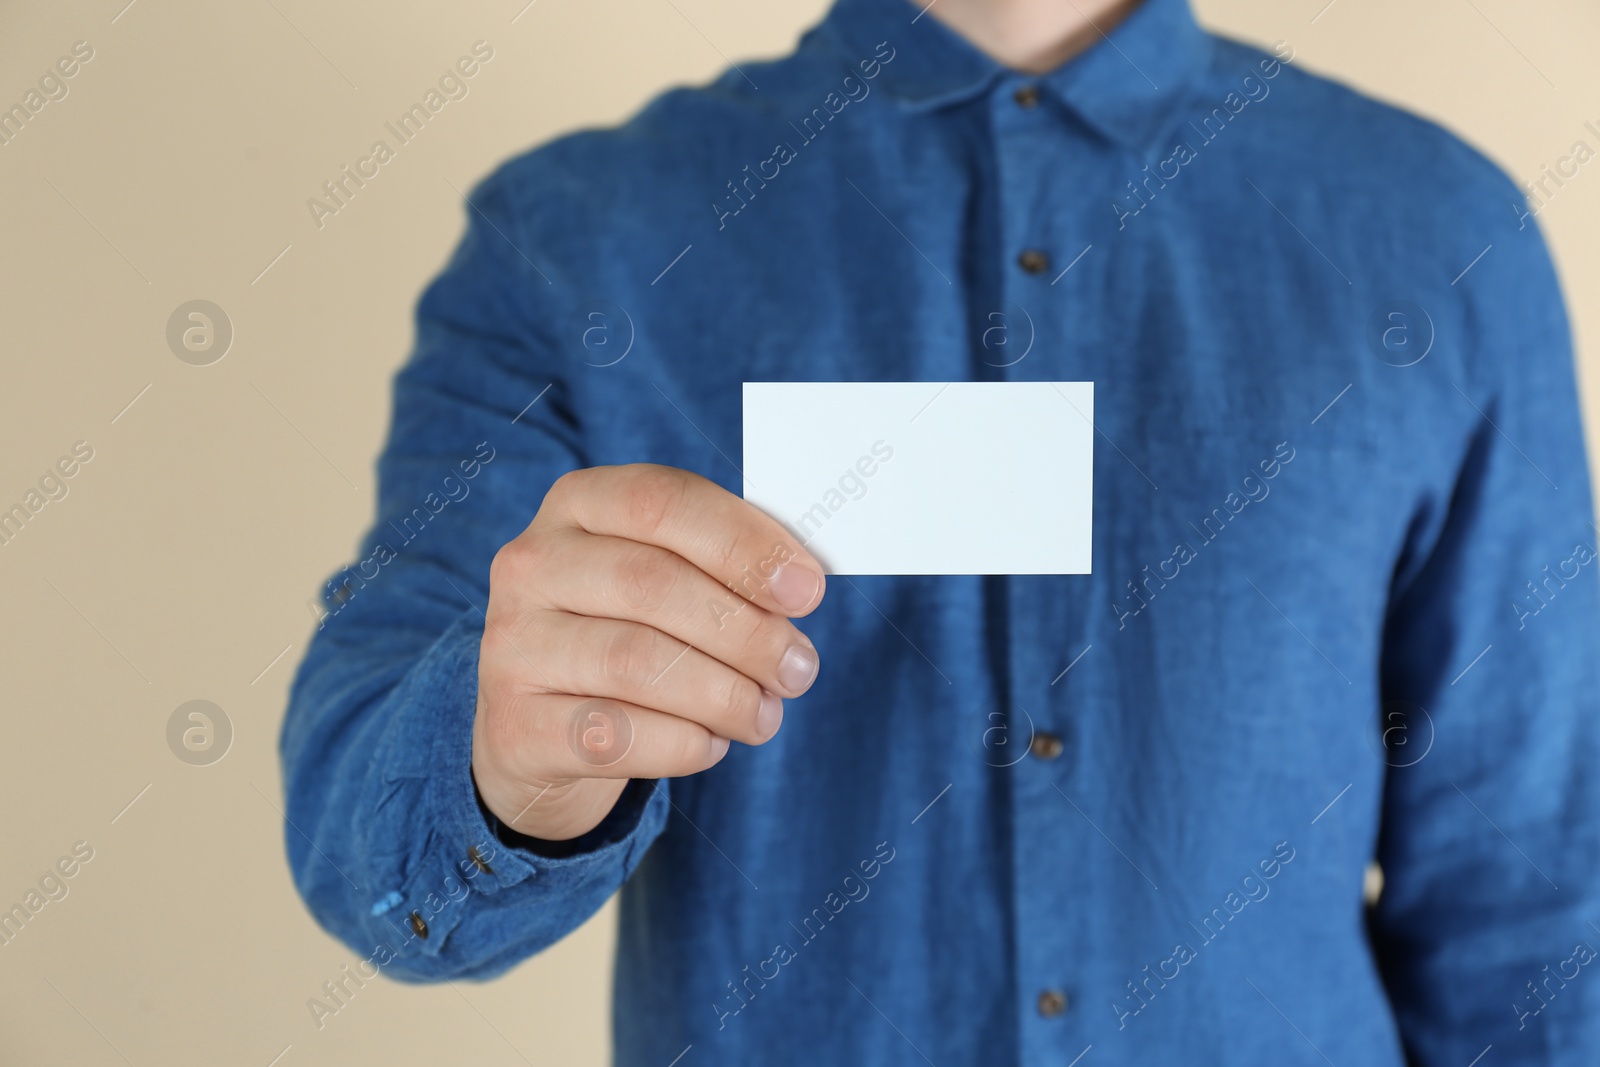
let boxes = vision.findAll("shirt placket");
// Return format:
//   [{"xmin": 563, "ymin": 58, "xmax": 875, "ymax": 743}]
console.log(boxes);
[{"xmin": 988, "ymin": 72, "xmax": 1100, "ymax": 1062}]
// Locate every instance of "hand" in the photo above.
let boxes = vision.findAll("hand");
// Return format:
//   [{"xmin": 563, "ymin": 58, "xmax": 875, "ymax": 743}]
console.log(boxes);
[{"xmin": 472, "ymin": 464, "xmax": 826, "ymax": 841}]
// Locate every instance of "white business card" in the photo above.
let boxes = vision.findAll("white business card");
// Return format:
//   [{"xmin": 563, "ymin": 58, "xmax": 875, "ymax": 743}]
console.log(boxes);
[{"xmin": 742, "ymin": 382, "xmax": 1094, "ymax": 575}]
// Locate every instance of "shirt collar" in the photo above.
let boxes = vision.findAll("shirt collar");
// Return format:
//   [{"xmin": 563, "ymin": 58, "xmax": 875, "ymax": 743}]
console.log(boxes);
[{"xmin": 821, "ymin": 0, "xmax": 1213, "ymax": 153}]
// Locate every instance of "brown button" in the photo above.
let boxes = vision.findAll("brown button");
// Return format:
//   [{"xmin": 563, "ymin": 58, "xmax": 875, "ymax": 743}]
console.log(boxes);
[
  {"xmin": 1030, "ymin": 732, "xmax": 1064, "ymax": 760},
  {"xmin": 468, "ymin": 845, "xmax": 494, "ymax": 874},
  {"xmin": 1018, "ymin": 249, "xmax": 1050, "ymax": 275},
  {"xmin": 1037, "ymin": 989, "xmax": 1068, "ymax": 1017},
  {"xmin": 409, "ymin": 910, "xmax": 429, "ymax": 939},
  {"xmin": 1013, "ymin": 84, "xmax": 1041, "ymax": 109}
]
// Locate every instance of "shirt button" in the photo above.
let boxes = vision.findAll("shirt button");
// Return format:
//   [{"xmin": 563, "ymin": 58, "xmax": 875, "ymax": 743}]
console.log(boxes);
[
  {"xmin": 1017, "ymin": 249, "xmax": 1050, "ymax": 275},
  {"xmin": 467, "ymin": 845, "xmax": 494, "ymax": 874},
  {"xmin": 1013, "ymin": 84, "xmax": 1041, "ymax": 109},
  {"xmin": 1037, "ymin": 989, "xmax": 1069, "ymax": 1017},
  {"xmin": 409, "ymin": 910, "xmax": 429, "ymax": 939},
  {"xmin": 1030, "ymin": 732, "xmax": 1064, "ymax": 760}
]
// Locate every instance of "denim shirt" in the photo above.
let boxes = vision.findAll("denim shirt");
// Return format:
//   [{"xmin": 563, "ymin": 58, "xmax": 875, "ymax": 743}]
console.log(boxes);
[{"xmin": 280, "ymin": 0, "xmax": 1600, "ymax": 1061}]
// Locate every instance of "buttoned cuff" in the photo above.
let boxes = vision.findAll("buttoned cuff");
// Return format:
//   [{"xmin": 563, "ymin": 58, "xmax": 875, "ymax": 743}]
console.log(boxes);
[{"xmin": 368, "ymin": 610, "xmax": 669, "ymax": 977}]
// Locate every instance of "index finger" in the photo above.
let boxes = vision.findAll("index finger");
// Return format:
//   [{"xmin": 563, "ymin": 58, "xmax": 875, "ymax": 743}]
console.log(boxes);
[{"xmin": 549, "ymin": 464, "xmax": 826, "ymax": 617}]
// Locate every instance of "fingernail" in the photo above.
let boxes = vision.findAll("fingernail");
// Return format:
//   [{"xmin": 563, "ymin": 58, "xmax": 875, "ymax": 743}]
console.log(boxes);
[
  {"xmin": 769, "ymin": 562, "xmax": 822, "ymax": 614},
  {"xmin": 709, "ymin": 735, "xmax": 731, "ymax": 759},
  {"xmin": 777, "ymin": 643, "xmax": 819, "ymax": 696},
  {"xmin": 757, "ymin": 689, "xmax": 784, "ymax": 738}
]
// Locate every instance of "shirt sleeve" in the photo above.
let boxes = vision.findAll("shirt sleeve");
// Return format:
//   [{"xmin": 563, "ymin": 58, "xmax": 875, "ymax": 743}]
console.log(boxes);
[
  {"xmin": 1370, "ymin": 183, "xmax": 1600, "ymax": 1060},
  {"xmin": 277, "ymin": 161, "xmax": 670, "ymax": 982}
]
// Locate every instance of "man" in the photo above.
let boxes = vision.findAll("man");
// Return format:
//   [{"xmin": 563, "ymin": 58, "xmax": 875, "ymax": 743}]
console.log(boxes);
[{"xmin": 280, "ymin": 0, "xmax": 1600, "ymax": 1061}]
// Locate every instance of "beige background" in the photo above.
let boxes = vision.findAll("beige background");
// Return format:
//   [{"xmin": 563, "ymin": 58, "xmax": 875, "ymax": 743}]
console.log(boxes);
[{"xmin": 1, "ymin": 0, "xmax": 1596, "ymax": 1063}]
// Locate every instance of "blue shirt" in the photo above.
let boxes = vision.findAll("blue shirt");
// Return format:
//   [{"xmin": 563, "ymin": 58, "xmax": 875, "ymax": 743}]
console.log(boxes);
[{"xmin": 280, "ymin": 0, "xmax": 1600, "ymax": 1061}]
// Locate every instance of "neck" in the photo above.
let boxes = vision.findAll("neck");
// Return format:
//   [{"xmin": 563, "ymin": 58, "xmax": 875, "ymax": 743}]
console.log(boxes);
[{"xmin": 913, "ymin": 0, "xmax": 1146, "ymax": 73}]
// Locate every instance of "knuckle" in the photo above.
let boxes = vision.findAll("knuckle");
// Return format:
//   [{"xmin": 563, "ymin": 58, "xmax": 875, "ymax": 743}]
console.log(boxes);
[
  {"xmin": 479, "ymin": 687, "xmax": 528, "ymax": 759},
  {"xmin": 519, "ymin": 700, "xmax": 576, "ymax": 776},
  {"xmin": 715, "ymin": 673, "xmax": 759, "ymax": 726},
  {"xmin": 621, "ymin": 465, "xmax": 689, "ymax": 538},
  {"xmin": 731, "ymin": 618, "xmax": 764, "ymax": 659},
  {"xmin": 505, "ymin": 607, "xmax": 543, "ymax": 642},
  {"xmin": 490, "ymin": 535, "xmax": 547, "ymax": 590},
  {"xmin": 612, "ymin": 546, "xmax": 679, "ymax": 614},
  {"xmin": 480, "ymin": 611, "xmax": 513, "ymax": 656},
  {"xmin": 478, "ymin": 676, "xmax": 568, "ymax": 778},
  {"xmin": 481, "ymin": 603, "xmax": 542, "ymax": 659},
  {"xmin": 712, "ymin": 527, "xmax": 750, "ymax": 583},
  {"xmin": 673, "ymin": 724, "xmax": 715, "ymax": 770},
  {"xmin": 733, "ymin": 612, "xmax": 786, "ymax": 663},
  {"xmin": 546, "ymin": 468, "xmax": 588, "ymax": 509},
  {"xmin": 600, "ymin": 627, "xmax": 657, "ymax": 684},
  {"xmin": 488, "ymin": 540, "xmax": 523, "ymax": 589}
]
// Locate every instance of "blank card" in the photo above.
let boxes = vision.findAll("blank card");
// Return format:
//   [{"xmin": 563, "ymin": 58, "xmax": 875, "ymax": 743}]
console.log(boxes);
[{"xmin": 741, "ymin": 382, "xmax": 1094, "ymax": 575}]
